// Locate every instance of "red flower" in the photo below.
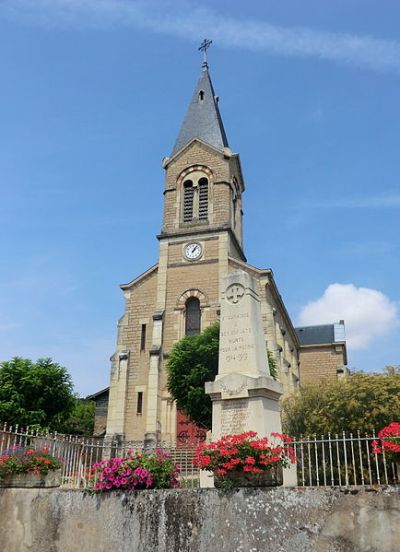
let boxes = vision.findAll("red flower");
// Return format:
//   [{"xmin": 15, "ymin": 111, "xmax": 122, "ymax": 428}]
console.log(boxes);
[
  {"xmin": 372, "ymin": 422, "xmax": 400, "ymax": 461},
  {"xmin": 192, "ymin": 430, "xmax": 294, "ymax": 479}
]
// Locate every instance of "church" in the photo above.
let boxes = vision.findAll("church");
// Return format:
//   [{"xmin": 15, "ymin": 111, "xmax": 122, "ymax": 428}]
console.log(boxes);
[{"xmin": 103, "ymin": 53, "xmax": 347, "ymax": 446}]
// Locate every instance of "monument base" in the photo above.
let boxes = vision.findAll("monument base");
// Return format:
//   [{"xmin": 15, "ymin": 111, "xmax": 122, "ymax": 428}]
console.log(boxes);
[
  {"xmin": 206, "ymin": 372, "xmax": 283, "ymax": 440},
  {"xmin": 214, "ymin": 466, "xmax": 283, "ymax": 488}
]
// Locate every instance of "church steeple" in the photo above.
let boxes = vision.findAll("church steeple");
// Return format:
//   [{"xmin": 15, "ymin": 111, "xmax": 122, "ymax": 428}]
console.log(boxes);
[
  {"xmin": 171, "ymin": 61, "xmax": 229, "ymax": 156},
  {"xmin": 161, "ymin": 51, "xmax": 245, "ymax": 262}
]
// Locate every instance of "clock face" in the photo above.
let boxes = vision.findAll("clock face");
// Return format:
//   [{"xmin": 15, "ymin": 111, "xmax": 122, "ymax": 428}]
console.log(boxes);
[{"xmin": 185, "ymin": 242, "xmax": 202, "ymax": 260}]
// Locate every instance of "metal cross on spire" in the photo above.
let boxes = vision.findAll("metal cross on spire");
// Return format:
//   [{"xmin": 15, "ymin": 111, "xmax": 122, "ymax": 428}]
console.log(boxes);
[{"xmin": 198, "ymin": 38, "xmax": 212, "ymax": 66}]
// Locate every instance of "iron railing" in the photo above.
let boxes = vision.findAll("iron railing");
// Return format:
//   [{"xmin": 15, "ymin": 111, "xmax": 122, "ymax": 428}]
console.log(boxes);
[
  {"xmin": 1, "ymin": 423, "xmax": 399, "ymax": 489},
  {"xmin": 0, "ymin": 423, "xmax": 199, "ymax": 489},
  {"xmin": 293, "ymin": 431, "xmax": 399, "ymax": 486}
]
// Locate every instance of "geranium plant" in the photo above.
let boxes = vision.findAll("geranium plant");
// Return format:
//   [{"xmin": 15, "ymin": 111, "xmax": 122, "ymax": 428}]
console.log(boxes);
[
  {"xmin": 372, "ymin": 422, "xmax": 400, "ymax": 462},
  {"xmin": 193, "ymin": 431, "xmax": 296, "ymax": 483},
  {"xmin": 92, "ymin": 449, "xmax": 180, "ymax": 491},
  {"xmin": 0, "ymin": 445, "xmax": 61, "ymax": 479}
]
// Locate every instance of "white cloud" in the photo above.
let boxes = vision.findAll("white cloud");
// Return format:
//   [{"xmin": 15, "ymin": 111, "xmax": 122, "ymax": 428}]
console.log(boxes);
[
  {"xmin": 2, "ymin": 0, "xmax": 400, "ymax": 75},
  {"xmin": 298, "ymin": 283, "xmax": 399, "ymax": 350}
]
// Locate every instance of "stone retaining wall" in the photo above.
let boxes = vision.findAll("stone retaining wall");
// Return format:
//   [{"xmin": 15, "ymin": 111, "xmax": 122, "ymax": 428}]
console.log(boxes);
[{"xmin": 0, "ymin": 487, "xmax": 399, "ymax": 552}]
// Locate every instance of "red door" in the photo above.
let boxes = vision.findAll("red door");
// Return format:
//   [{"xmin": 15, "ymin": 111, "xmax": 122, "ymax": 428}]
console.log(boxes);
[{"xmin": 176, "ymin": 410, "xmax": 207, "ymax": 448}]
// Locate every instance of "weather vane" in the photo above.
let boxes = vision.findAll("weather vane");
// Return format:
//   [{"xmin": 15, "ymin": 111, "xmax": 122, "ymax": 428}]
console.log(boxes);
[{"xmin": 198, "ymin": 38, "xmax": 212, "ymax": 65}]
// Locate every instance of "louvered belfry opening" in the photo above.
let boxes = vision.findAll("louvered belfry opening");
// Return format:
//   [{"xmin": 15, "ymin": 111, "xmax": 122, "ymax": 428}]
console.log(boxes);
[
  {"xmin": 183, "ymin": 180, "xmax": 194, "ymax": 222},
  {"xmin": 185, "ymin": 297, "xmax": 201, "ymax": 336},
  {"xmin": 182, "ymin": 174, "xmax": 209, "ymax": 224},
  {"xmin": 198, "ymin": 177, "xmax": 209, "ymax": 220}
]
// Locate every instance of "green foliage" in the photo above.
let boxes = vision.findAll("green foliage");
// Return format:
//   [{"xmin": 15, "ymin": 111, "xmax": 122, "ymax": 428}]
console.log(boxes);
[
  {"xmin": 167, "ymin": 322, "xmax": 278, "ymax": 430},
  {"xmin": 267, "ymin": 349, "xmax": 277, "ymax": 380},
  {"xmin": 0, "ymin": 357, "xmax": 75, "ymax": 430},
  {"xmin": 58, "ymin": 399, "xmax": 95, "ymax": 435},
  {"xmin": 167, "ymin": 322, "xmax": 220, "ymax": 429},
  {"xmin": 282, "ymin": 371, "xmax": 400, "ymax": 437}
]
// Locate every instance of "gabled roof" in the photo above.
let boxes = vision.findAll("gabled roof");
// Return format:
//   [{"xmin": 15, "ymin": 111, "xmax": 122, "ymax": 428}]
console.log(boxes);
[
  {"xmin": 120, "ymin": 263, "xmax": 158, "ymax": 290},
  {"xmin": 171, "ymin": 62, "xmax": 229, "ymax": 156},
  {"xmin": 86, "ymin": 387, "xmax": 109, "ymax": 400}
]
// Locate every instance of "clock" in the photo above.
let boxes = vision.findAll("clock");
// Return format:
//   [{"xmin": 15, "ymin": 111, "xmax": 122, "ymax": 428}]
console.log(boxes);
[{"xmin": 184, "ymin": 242, "xmax": 203, "ymax": 261}]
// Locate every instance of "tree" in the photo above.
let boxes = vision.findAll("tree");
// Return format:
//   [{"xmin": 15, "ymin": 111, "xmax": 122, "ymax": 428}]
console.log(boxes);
[
  {"xmin": 384, "ymin": 365, "xmax": 400, "ymax": 376},
  {"xmin": 0, "ymin": 357, "xmax": 75, "ymax": 430},
  {"xmin": 167, "ymin": 322, "xmax": 278, "ymax": 430},
  {"xmin": 167, "ymin": 323, "xmax": 219, "ymax": 429},
  {"xmin": 282, "ymin": 371, "xmax": 400, "ymax": 437},
  {"xmin": 58, "ymin": 398, "xmax": 95, "ymax": 435}
]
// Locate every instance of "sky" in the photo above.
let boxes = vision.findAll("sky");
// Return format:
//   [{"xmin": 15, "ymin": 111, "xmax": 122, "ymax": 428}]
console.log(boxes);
[{"xmin": 0, "ymin": 0, "xmax": 399, "ymax": 396}]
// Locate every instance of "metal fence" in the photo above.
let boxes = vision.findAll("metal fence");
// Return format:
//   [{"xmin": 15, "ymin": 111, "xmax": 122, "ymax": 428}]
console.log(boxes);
[
  {"xmin": 0, "ymin": 424, "xmax": 199, "ymax": 489},
  {"xmin": 1, "ymin": 423, "xmax": 399, "ymax": 489},
  {"xmin": 293, "ymin": 431, "xmax": 399, "ymax": 487}
]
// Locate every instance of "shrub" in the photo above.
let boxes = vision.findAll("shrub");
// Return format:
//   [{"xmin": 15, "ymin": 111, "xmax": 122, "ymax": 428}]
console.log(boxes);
[{"xmin": 282, "ymin": 372, "xmax": 400, "ymax": 437}]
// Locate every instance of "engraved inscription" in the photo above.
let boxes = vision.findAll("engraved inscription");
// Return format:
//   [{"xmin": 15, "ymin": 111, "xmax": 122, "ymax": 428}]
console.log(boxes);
[
  {"xmin": 220, "ymin": 319, "xmax": 255, "ymax": 361},
  {"xmin": 221, "ymin": 399, "xmax": 249, "ymax": 435}
]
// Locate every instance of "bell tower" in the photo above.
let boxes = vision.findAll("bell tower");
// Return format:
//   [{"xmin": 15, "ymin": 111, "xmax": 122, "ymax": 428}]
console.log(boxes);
[
  {"xmin": 140, "ymin": 54, "xmax": 248, "ymax": 446},
  {"xmin": 160, "ymin": 57, "xmax": 246, "ymax": 262}
]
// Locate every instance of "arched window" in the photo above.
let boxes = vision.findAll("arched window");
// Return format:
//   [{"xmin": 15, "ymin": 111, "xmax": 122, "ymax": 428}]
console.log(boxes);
[
  {"xmin": 183, "ymin": 180, "xmax": 194, "ymax": 222},
  {"xmin": 198, "ymin": 90, "xmax": 205, "ymax": 101},
  {"xmin": 198, "ymin": 177, "xmax": 209, "ymax": 220},
  {"xmin": 185, "ymin": 297, "xmax": 201, "ymax": 336}
]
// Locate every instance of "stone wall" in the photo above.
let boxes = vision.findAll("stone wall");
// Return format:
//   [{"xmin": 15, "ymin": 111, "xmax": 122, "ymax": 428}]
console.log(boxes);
[
  {"xmin": 0, "ymin": 487, "xmax": 399, "ymax": 552},
  {"xmin": 299, "ymin": 343, "xmax": 346, "ymax": 384}
]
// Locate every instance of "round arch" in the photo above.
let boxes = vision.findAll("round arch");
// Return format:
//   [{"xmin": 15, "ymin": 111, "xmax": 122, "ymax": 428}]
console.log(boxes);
[
  {"xmin": 176, "ymin": 288, "xmax": 209, "ymax": 310},
  {"xmin": 176, "ymin": 165, "xmax": 213, "ymax": 187}
]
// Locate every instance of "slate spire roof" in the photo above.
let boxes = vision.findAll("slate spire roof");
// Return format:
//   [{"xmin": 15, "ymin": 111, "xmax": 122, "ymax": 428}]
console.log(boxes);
[{"xmin": 171, "ymin": 62, "xmax": 229, "ymax": 156}]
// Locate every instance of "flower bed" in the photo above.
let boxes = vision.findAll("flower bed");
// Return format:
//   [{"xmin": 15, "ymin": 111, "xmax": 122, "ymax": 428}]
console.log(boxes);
[
  {"xmin": 92, "ymin": 449, "xmax": 180, "ymax": 491},
  {"xmin": 194, "ymin": 431, "xmax": 296, "ymax": 488},
  {"xmin": 0, "ymin": 445, "xmax": 62, "ymax": 487}
]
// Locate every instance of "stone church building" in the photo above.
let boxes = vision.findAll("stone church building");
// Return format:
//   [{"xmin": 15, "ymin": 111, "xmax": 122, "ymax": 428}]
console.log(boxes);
[{"xmin": 103, "ymin": 59, "xmax": 347, "ymax": 445}]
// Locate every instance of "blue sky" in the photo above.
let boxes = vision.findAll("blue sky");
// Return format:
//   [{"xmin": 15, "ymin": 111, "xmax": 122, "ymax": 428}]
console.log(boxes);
[{"xmin": 0, "ymin": 0, "xmax": 399, "ymax": 396}]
